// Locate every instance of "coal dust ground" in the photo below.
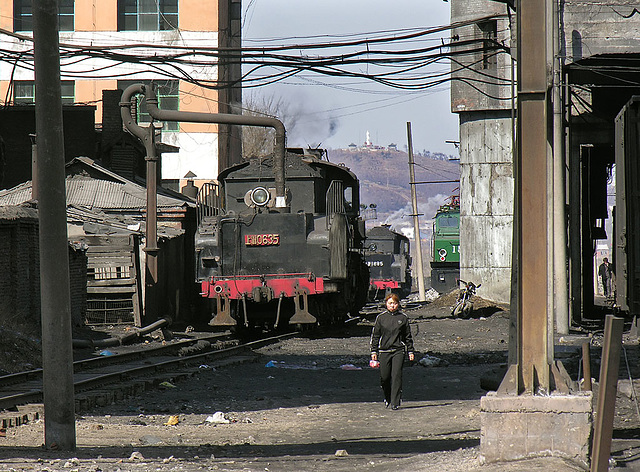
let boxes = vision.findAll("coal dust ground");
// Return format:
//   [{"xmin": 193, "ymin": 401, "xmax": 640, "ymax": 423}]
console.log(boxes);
[{"xmin": 1, "ymin": 295, "xmax": 639, "ymax": 471}]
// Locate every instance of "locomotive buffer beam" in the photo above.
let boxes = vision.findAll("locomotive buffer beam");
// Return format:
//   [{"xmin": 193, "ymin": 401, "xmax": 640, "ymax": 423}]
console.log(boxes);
[
  {"xmin": 209, "ymin": 295, "xmax": 237, "ymax": 326},
  {"xmin": 289, "ymin": 288, "xmax": 317, "ymax": 325}
]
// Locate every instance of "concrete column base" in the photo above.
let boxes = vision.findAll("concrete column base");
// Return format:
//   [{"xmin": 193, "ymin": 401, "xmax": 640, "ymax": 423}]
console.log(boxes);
[{"xmin": 480, "ymin": 391, "xmax": 592, "ymax": 466}]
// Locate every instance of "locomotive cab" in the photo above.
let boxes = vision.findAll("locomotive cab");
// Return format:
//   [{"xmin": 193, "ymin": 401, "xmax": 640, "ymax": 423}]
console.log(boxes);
[{"xmin": 430, "ymin": 196, "xmax": 460, "ymax": 293}]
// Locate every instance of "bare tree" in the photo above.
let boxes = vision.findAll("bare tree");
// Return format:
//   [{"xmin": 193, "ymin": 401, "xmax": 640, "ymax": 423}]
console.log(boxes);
[{"xmin": 242, "ymin": 92, "xmax": 299, "ymax": 158}]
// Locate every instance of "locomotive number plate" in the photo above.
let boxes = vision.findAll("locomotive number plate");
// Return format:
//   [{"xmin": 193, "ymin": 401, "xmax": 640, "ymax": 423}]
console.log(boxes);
[{"xmin": 245, "ymin": 233, "xmax": 280, "ymax": 246}]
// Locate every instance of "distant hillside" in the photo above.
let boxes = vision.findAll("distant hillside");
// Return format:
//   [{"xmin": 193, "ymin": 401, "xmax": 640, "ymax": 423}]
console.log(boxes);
[{"xmin": 327, "ymin": 148, "xmax": 460, "ymax": 232}]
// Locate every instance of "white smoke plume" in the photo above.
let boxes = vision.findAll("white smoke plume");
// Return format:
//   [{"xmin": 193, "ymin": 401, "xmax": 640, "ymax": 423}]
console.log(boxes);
[{"xmin": 380, "ymin": 193, "xmax": 452, "ymax": 243}]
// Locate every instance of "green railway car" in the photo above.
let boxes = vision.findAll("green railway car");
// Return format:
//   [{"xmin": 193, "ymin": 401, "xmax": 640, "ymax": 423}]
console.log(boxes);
[{"xmin": 430, "ymin": 196, "xmax": 460, "ymax": 293}]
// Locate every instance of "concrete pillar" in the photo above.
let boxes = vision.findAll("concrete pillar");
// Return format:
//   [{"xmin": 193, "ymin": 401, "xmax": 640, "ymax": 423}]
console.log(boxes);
[{"xmin": 481, "ymin": 392, "xmax": 592, "ymax": 465}]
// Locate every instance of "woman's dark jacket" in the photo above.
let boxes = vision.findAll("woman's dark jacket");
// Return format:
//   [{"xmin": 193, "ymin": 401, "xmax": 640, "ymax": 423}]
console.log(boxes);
[{"xmin": 370, "ymin": 310, "xmax": 414, "ymax": 354}]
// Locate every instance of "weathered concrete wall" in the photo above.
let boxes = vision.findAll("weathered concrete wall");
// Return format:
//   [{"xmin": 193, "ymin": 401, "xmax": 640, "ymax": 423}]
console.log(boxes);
[
  {"xmin": 450, "ymin": 0, "xmax": 513, "ymax": 113},
  {"xmin": 459, "ymin": 111, "xmax": 513, "ymax": 303},
  {"xmin": 563, "ymin": 1, "xmax": 640, "ymax": 63},
  {"xmin": 451, "ymin": 0, "xmax": 516, "ymax": 304}
]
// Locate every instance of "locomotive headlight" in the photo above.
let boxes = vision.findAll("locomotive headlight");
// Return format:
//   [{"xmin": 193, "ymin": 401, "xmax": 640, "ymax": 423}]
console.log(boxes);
[{"xmin": 250, "ymin": 187, "xmax": 270, "ymax": 206}]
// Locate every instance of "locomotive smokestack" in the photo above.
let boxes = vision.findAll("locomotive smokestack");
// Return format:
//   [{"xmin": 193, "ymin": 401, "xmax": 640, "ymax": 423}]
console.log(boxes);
[{"xmin": 122, "ymin": 84, "xmax": 287, "ymax": 208}]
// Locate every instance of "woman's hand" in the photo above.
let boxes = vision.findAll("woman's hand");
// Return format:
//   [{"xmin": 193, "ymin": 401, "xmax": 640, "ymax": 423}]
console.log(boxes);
[
  {"xmin": 371, "ymin": 353, "xmax": 377, "ymax": 361},
  {"xmin": 408, "ymin": 352, "xmax": 414, "ymax": 361}
]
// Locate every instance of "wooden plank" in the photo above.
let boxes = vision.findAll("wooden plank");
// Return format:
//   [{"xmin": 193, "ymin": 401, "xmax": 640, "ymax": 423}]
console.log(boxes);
[
  {"xmin": 87, "ymin": 252, "xmax": 134, "ymax": 258},
  {"xmin": 132, "ymin": 236, "xmax": 142, "ymax": 327},
  {"xmin": 87, "ymin": 278, "xmax": 136, "ymax": 287},
  {"xmin": 86, "ymin": 246, "xmax": 134, "ymax": 253},
  {"xmin": 591, "ymin": 315, "xmax": 624, "ymax": 472},
  {"xmin": 86, "ymin": 252, "xmax": 134, "ymax": 260},
  {"xmin": 87, "ymin": 253, "xmax": 133, "ymax": 261},
  {"xmin": 77, "ymin": 235, "xmax": 131, "ymax": 243},
  {"xmin": 87, "ymin": 286, "xmax": 136, "ymax": 294},
  {"xmin": 87, "ymin": 260, "xmax": 134, "ymax": 268}
]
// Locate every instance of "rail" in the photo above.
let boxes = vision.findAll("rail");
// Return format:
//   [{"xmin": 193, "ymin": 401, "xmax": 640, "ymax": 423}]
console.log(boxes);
[{"xmin": 0, "ymin": 332, "xmax": 296, "ymax": 426}]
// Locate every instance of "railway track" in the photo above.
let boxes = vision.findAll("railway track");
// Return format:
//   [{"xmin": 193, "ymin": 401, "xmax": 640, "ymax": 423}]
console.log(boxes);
[{"xmin": 0, "ymin": 330, "xmax": 296, "ymax": 430}]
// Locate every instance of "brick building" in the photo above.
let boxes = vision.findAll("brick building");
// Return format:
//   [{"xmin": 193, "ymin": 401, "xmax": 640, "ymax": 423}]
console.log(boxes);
[{"xmin": 0, "ymin": 0, "xmax": 242, "ymax": 189}]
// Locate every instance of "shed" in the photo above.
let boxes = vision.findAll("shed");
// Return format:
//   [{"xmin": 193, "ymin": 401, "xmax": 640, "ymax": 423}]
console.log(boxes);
[{"xmin": 0, "ymin": 157, "xmax": 197, "ymax": 327}]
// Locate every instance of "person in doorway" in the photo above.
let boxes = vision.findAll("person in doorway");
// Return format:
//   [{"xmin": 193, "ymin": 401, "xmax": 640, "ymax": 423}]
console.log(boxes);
[
  {"xmin": 370, "ymin": 293, "xmax": 415, "ymax": 410},
  {"xmin": 598, "ymin": 257, "xmax": 614, "ymax": 298}
]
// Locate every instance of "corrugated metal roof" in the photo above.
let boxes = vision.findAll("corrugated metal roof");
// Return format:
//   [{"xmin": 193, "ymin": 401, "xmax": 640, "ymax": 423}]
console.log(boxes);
[
  {"xmin": 65, "ymin": 176, "xmax": 147, "ymax": 209},
  {"xmin": 0, "ymin": 158, "xmax": 193, "ymax": 211}
]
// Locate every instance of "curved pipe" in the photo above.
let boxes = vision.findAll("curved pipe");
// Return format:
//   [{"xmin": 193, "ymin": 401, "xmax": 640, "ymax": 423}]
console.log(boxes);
[
  {"xmin": 72, "ymin": 317, "xmax": 171, "ymax": 349},
  {"xmin": 120, "ymin": 84, "xmax": 156, "ymax": 159},
  {"xmin": 120, "ymin": 84, "xmax": 287, "ymax": 208}
]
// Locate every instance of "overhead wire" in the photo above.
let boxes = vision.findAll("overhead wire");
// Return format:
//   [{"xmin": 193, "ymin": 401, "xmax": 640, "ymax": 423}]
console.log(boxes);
[{"xmin": 0, "ymin": 13, "xmax": 518, "ymax": 109}]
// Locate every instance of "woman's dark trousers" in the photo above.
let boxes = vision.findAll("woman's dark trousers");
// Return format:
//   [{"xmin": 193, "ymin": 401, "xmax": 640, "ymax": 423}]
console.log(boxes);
[{"xmin": 379, "ymin": 349, "xmax": 404, "ymax": 407}]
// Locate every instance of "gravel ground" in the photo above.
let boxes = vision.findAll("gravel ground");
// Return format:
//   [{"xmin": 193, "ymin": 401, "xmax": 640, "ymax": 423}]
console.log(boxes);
[{"xmin": 1, "ymin": 296, "xmax": 639, "ymax": 471}]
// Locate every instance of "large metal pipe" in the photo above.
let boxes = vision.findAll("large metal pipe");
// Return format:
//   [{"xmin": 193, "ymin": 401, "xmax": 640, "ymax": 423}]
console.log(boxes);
[
  {"xmin": 120, "ymin": 84, "xmax": 159, "ymax": 323},
  {"xmin": 72, "ymin": 318, "xmax": 171, "ymax": 348},
  {"xmin": 136, "ymin": 84, "xmax": 287, "ymax": 208}
]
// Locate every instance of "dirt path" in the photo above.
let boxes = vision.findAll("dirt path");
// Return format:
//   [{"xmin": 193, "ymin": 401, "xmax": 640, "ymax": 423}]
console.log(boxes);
[{"xmin": 0, "ymin": 299, "xmax": 633, "ymax": 471}]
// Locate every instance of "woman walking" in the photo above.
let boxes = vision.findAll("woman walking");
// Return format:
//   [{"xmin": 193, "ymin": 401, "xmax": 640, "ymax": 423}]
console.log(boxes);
[{"xmin": 370, "ymin": 293, "xmax": 415, "ymax": 410}]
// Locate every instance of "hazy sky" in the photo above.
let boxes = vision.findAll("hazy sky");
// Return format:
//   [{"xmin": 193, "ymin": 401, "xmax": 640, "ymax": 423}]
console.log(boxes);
[{"xmin": 241, "ymin": 0, "xmax": 459, "ymax": 156}]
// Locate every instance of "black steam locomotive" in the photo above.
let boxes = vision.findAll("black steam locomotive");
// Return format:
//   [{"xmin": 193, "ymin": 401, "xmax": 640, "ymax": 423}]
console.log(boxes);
[
  {"xmin": 195, "ymin": 148, "xmax": 369, "ymax": 329},
  {"xmin": 364, "ymin": 225, "xmax": 412, "ymax": 300}
]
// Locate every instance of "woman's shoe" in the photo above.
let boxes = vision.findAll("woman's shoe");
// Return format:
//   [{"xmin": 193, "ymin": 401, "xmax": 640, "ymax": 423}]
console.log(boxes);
[
  {"xmin": 384, "ymin": 400, "xmax": 389, "ymax": 408},
  {"xmin": 391, "ymin": 405, "xmax": 399, "ymax": 410}
]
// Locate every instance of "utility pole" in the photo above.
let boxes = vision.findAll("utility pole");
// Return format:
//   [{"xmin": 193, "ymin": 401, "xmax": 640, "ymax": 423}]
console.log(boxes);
[
  {"xmin": 407, "ymin": 122, "xmax": 426, "ymax": 302},
  {"xmin": 33, "ymin": 0, "xmax": 76, "ymax": 450}
]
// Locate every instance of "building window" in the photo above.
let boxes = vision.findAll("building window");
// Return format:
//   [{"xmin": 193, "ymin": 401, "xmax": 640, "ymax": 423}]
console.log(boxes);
[
  {"xmin": 478, "ymin": 20, "xmax": 498, "ymax": 70},
  {"xmin": 14, "ymin": 81, "xmax": 75, "ymax": 105},
  {"xmin": 13, "ymin": 0, "xmax": 74, "ymax": 32},
  {"xmin": 118, "ymin": 80, "xmax": 180, "ymax": 131},
  {"xmin": 118, "ymin": 0, "xmax": 179, "ymax": 31}
]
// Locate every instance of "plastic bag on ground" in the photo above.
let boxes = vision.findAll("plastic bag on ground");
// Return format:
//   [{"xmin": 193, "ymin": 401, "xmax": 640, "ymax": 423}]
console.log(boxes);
[
  {"xmin": 206, "ymin": 411, "xmax": 230, "ymax": 424},
  {"xmin": 418, "ymin": 355, "xmax": 448, "ymax": 367}
]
